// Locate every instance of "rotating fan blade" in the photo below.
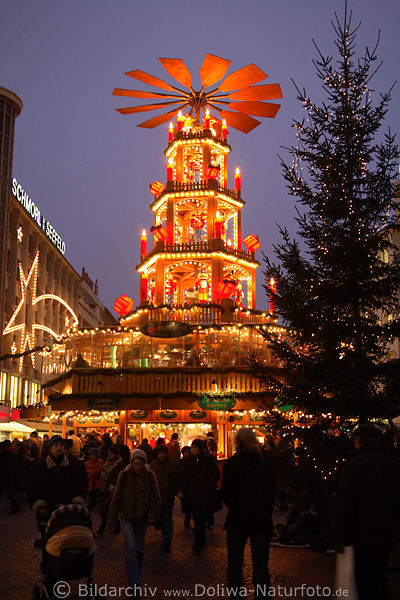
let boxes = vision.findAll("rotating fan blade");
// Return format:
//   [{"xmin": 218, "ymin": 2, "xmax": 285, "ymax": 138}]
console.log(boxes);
[
  {"xmin": 228, "ymin": 83, "xmax": 283, "ymax": 101},
  {"xmin": 159, "ymin": 58, "xmax": 192, "ymax": 88},
  {"xmin": 228, "ymin": 101, "xmax": 281, "ymax": 118},
  {"xmin": 113, "ymin": 88, "xmax": 182, "ymax": 99},
  {"xmin": 200, "ymin": 54, "xmax": 231, "ymax": 87},
  {"xmin": 217, "ymin": 64, "xmax": 267, "ymax": 92},
  {"xmin": 138, "ymin": 105, "xmax": 187, "ymax": 128},
  {"xmin": 219, "ymin": 110, "xmax": 261, "ymax": 134},
  {"xmin": 117, "ymin": 100, "xmax": 184, "ymax": 115},
  {"xmin": 125, "ymin": 69, "xmax": 181, "ymax": 92}
]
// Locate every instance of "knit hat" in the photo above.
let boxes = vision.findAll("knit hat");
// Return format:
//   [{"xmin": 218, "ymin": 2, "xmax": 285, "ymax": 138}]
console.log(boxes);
[
  {"xmin": 131, "ymin": 448, "xmax": 147, "ymax": 463},
  {"xmin": 47, "ymin": 435, "xmax": 64, "ymax": 450}
]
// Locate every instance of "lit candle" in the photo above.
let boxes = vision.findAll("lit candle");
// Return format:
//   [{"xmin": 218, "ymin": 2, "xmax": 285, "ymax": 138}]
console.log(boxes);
[
  {"xmin": 140, "ymin": 229, "xmax": 147, "ymax": 258},
  {"xmin": 221, "ymin": 119, "xmax": 228, "ymax": 141},
  {"xmin": 269, "ymin": 277, "xmax": 276, "ymax": 313},
  {"xmin": 168, "ymin": 122, "xmax": 174, "ymax": 142},
  {"xmin": 177, "ymin": 110, "xmax": 184, "ymax": 131},
  {"xmin": 204, "ymin": 108, "xmax": 211, "ymax": 129},
  {"xmin": 234, "ymin": 167, "xmax": 241, "ymax": 191},
  {"xmin": 140, "ymin": 273, "xmax": 148, "ymax": 303},
  {"xmin": 215, "ymin": 210, "xmax": 222, "ymax": 239},
  {"xmin": 167, "ymin": 158, "xmax": 174, "ymax": 181}
]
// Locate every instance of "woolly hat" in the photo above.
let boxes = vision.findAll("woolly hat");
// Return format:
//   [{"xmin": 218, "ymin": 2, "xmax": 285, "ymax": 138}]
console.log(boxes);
[
  {"xmin": 47, "ymin": 435, "xmax": 64, "ymax": 450},
  {"xmin": 131, "ymin": 448, "xmax": 147, "ymax": 462}
]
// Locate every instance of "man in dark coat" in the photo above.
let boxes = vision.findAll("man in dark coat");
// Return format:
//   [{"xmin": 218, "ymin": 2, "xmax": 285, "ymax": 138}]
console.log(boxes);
[
  {"xmin": 28, "ymin": 435, "xmax": 88, "ymax": 516},
  {"xmin": 151, "ymin": 444, "xmax": 182, "ymax": 551},
  {"xmin": 115, "ymin": 434, "xmax": 131, "ymax": 466},
  {"xmin": 222, "ymin": 428, "xmax": 275, "ymax": 598},
  {"xmin": 335, "ymin": 424, "xmax": 400, "ymax": 600}
]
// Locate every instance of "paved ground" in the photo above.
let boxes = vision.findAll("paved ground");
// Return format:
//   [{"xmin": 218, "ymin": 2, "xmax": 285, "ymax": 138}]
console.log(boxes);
[{"xmin": 0, "ymin": 496, "xmax": 399, "ymax": 599}]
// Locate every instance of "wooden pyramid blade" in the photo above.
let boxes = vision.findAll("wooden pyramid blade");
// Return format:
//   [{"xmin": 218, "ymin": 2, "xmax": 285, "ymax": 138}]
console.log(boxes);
[
  {"xmin": 228, "ymin": 83, "xmax": 283, "ymax": 101},
  {"xmin": 228, "ymin": 101, "xmax": 281, "ymax": 118},
  {"xmin": 113, "ymin": 88, "xmax": 182, "ymax": 99},
  {"xmin": 117, "ymin": 100, "xmax": 184, "ymax": 115},
  {"xmin": 219, "ymin": 110, "xmax": 261, "ymax": 134},
  {"xmin": 138, "ymin": 105, "xmax": 187, "ymax": 128},
  {"xmin": 159, "ymin": 58, "xmax": 192, "ymax": 88},
  {"xmin": 125, "ymin": 69, "xmax": 179, "ymax": 92},
  {"xmin": 218, "ymin": 64, "xmax": 268, "ymax": 92},
  {"xmin": 200, "ymin": 54, "xmax": 231, "ymax": 87}
]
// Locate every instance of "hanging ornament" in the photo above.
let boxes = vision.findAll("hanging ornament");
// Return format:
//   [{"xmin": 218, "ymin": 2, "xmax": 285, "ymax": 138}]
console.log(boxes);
[
  {"xmin": 243, "ymin": 234, "xmax": 261, "ymax": 251},
  {"xmin": 113, "ymin": 295, "xmax": 134, "ymax": 316}
]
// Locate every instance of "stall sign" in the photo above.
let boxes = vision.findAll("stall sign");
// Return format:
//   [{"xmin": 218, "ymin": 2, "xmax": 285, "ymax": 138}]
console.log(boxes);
[{"xmin": 198, "ymin": 395, "xmax": 236, "ymax": 411}]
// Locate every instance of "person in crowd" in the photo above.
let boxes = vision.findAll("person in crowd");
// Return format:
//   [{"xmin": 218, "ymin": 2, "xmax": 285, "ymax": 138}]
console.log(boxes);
[
  {"xmin": 206, "ymin": 431, "xmax": 218, "ymax": 457},
  {"xmin": 0, "ymin": 440, "xmax": 21, "ymax": 514},
  {"xmin": 168, "ymin": 432, "xmax": 181, "ymax": 461},
  {"xmin": 151, "ymin": 437, "xmax": 167, "ymax": 461},
  {"xmin": 28, "ymin": 435, "xmax": 88, "ymax": 516},
  {"xmin": 64, "ymin": 438, "xmax": 74, "ymax": 459},
  {"xmin": 180, "ymin": 446, "xmax": 192, "ymax": 527},
  {"xmin": 181, "ymin": 439, "xmax": 220, "ymax": 553},
  {"xmin": 150, "ymin": 444, "xmax": 182, "ymax": 551},
  {"xmin": 99, "ymin": 433, "xmax": 113, "ymax": 461},
  {"xmin": 84, "ymin": 447, "xmax": 106, "ymax": 525},
  {"xmin": 335, "ymin": 424, "xmax": 400, "ymax": 600},
  {"xmin": 222, "ymin": 428, "xmax": 275, "ymax": 598},
  {"xmin": 82, "ymin": 434, "xmax": 100, "ymax": 460},
  {"xmin": 97, "ymin": 444, "xmax": 124, "ymax": 536},
  {"xmin": 30, "ymin": 431, "xmax": 43, "ymax": 458},
  {"xmin": 68, "ymin": 429, "xmax": 82, "ymax": 458},
  {"xmin": 108, "ymin": 449, "xmax": 161, "ymax": 586},
  {"xmin": 115, "ymin": 434, "xmax": 131, "ymax": 466},
  {"xmin": 138, "ymin": 438, "xmax": 154, "ymax": 463}
]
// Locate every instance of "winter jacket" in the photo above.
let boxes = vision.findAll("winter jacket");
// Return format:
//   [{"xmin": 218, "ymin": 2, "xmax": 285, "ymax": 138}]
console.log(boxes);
[
  {"xmin": 222, "ymin": 450, "xmax": 275, "ymax": 533},
  {"xmin": 335, "ymin": 449, "xmax": 400, "ymax": 555},
  {"xmin": 107, "ymin": 466, "xmax": 161, "ymax": 528},
  {"xmin": 102, "ymin": 457, "xmax": 124, "ymax": 500},
  {"xmin": 181, "ymin": 453, "xmax": 220, "ymax": 505},
  {"xmin": 84, "ymin": 457, "xmax": 105, "ymax": 491},
  {"xmin": 150, "ymin": 456, "xmax": 182, "ymax": 503},
  {"xmin": 28, "ymin": 454, "xmax": 88, "ymax": 513},
  {"xmin": 168, "ymin": 440, "xmax": 181, "ymax": 461}
]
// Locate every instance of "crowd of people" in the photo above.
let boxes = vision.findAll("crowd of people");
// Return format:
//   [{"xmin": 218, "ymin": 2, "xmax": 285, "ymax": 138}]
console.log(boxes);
[{"xmin": 1, "ymin": 424, "xmax": 400, "ymax": 600}]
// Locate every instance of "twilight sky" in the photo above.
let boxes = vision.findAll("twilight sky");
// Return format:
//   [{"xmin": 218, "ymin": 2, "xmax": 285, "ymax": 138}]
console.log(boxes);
[{"xmin": 1, "ymin": 0, "xmax": 400, "ymax": 314}]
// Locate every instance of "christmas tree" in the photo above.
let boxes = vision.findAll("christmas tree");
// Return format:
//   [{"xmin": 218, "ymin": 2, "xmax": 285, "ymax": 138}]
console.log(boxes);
[{"xmin": 257, "ymin": 6, "xmax": 400, "ymax": 418}]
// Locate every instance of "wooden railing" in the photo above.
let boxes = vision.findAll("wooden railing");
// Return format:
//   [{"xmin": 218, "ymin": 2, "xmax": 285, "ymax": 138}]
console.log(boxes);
[{"xmin": 141, "ymin": 239, "xmax": 255, "ymax": 264}]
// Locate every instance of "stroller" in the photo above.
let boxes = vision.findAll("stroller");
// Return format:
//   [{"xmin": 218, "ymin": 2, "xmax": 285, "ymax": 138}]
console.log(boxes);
[{"xmin": 32, "ymin": 503, "xmax": 97, "ymax": 600}]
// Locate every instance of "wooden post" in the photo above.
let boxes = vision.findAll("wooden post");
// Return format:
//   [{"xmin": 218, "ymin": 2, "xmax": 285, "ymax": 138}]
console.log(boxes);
[
  {"xmin": 48, "ymin": 418, "xmax": 53, "ymax": 437},
  {"xmin": 73, "ymin": 417, "xmax": 78, "ymax": 435},
  {"xmin": 61, "ymin": 416, "xmax": 67, "ymax": 439},
  {"xmin": 119, "ymin": 410, "xmax": 127, "ymax": 443}
]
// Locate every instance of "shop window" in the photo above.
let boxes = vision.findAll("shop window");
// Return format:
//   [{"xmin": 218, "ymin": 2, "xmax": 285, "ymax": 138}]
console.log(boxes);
[{"xmin": 9, "ymin": 375, "xmax": 19, "ymax": 409}]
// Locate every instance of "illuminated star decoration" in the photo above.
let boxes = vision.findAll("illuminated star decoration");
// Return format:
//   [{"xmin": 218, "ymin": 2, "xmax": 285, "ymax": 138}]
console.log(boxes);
[
  {"xmin": 3, "ymin": 250, "xmax": 79, "ymax": 371},
  {"xmin": 113, "ymin": 53, "xmax": 283, "ymax": 133},
  {"xmin": 17, "ymin": 226, "xmax": 23, "ymax": 242}
]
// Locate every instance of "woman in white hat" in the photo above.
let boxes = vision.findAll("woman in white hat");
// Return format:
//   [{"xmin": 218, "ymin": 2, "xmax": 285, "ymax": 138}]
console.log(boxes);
[{"xmin": 108, "ymin": 448, "xmax": 161, "ymax": 585}]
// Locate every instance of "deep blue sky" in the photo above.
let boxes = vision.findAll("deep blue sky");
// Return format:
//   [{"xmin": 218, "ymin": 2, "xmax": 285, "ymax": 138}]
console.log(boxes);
[{"xmin": 1, "ymin": 0, "xmax": 399, "ymax": 313}]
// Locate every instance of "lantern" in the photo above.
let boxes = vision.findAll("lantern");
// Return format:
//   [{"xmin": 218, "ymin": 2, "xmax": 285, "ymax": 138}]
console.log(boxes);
[
  {"xmin": 204, "ymin": 108, "xmax": 211, "ymax": 129},
  {"xmin": 151, "ymin": 224, "xmax": 169, "ymax": 242},
  {"xmin": 168, "ymin": 122, "xmax": 174, "ymax": 142},
  {"xmin": 221, "ymin": 119, "xmax": 228, "ymax": 141},
  {"xmin": 149, "ymin": 181, "xmax": 165, "ymax": 197},
  {"xmin": 177, "ymin": 110, "xmax": 184, "ymax": 131},
  {"xmin": 167, "ymin": 158, "xmax": 174, "ymax": 181},
  {"xmin": 243, "ymin": 234, "xmax": 261, "ymax": 252},
  {"xmin": 113, "ymin": 294, "xmax": 134, "ymax": 316},
  {"xmin": 234, "ymin": 167, "xmax": 241, "ymax": 191},
  {"xmin": 269, "ymin": 277, "xmax": 276, "ymax": 313},
  {"xmin": 206, "ymin": 164, "xmax": 220, "ymax": 180},
  {"xmin": 215, "ymin": 278, "xmax": 237, "ymax": 299},
  {"xmin": 140, "ymin": 229, "xmax": 147, "ymax": 257}
]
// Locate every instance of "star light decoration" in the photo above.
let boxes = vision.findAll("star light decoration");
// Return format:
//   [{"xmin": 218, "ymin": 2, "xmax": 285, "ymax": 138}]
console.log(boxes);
[
  {"xmin": 3, "ymin": 250, "xmax": 79, "ymax": 371},
  {"xmin": 113, "ymin": 53, "xmax": 283, "ymax": 133}
]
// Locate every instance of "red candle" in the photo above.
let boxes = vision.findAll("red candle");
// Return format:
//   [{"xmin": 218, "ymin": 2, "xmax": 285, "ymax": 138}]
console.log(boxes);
[
  {"xmin": 215, "ymin": 211, "xmax": 223, "ymax": 238},
  {"xmin": 167, "ymin": 158, "xmax": 174, "ymax": 181},
  {"xmin": 177, "ymin": 110, "xmax": 184, "ymax": 131},
  {"xmin": 269, "ymin": 277, "xmax": 276, "ymax": 313},
  {"xmin": 140, "ymin": 273, "xmax": 148, "ymax": 303},
  {"xmin": 221, "ymin": 119, "xmax": 228, "ymax": 141},
  {"xmin": 234, "ymin": 167, "xmax": 241, "ymax": 191},
  {"xmin": 168, "ymin": 122, "xmax": 174, "ymax": 143},
  {"xmin": 204, "ymin": 108, "xmax": 211, "ymax": 129},
  {"xmin": 140, "ymin": 229, "xmax": 147, "ymax": 258}
]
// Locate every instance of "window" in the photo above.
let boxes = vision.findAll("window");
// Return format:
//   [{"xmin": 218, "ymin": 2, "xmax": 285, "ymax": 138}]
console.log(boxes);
[{"xmin": 9, "ymin": 375, "xmax": 19, "ymax": 409}]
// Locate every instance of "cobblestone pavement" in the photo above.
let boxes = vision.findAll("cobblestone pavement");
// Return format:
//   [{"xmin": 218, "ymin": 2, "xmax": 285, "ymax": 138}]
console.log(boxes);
[{"xmin": 1, "ymin": 497, "xmax": 399, "ymax": 599}]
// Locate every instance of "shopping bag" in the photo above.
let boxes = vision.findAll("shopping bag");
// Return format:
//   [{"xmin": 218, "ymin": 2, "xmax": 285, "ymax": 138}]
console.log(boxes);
[{"xmin": 335, "ymin": 546, "xmax": 358, "ymax": 600}]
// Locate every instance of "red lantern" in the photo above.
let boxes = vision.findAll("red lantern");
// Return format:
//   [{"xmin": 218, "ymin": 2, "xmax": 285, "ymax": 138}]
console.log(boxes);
[
  {"xmin": 151, "ymin": 224, "xmax": 169, "ymax": 242},
  {"xmin": 206, "ymin": 164, "xmax": 220, "ymax": 179},
  {"xmin": 243, "ymin": 234, "xmax": 261, "ymax": 252},
  {"xmin": 149, "ymin": 181, "xmax": 165, "ymax": 196},
  {"xmin": 215, "ymin": 279, "xmax": 237, "ymax": 299},
  {"xmin": 113, "ymin": 294, "xmax": 134, "ymax": 316}
]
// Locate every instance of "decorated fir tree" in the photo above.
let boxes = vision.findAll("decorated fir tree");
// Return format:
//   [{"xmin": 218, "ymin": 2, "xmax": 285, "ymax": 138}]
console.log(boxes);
[{"xmin": 257, "ymin": 7, "xmax": 400, "ymax": 418}]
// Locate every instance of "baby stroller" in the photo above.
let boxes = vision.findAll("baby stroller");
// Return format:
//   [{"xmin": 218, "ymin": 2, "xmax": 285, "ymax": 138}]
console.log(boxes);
[{"xmin": 32, "ymin": 503, "xmax": 97, "ymax": 600}]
